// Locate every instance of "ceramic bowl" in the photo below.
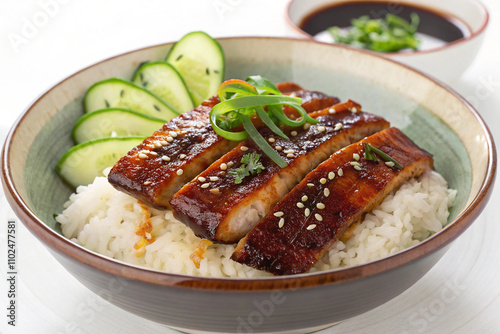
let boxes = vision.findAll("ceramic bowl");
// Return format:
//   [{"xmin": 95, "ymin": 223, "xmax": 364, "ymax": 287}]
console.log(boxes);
[
  {"xmin": 1, "ymin": 37, "xmax": 496, "ymax": 333},
  {"xmin": 286, "ymin": 0, "xmax": 489, "ymax": 84}
]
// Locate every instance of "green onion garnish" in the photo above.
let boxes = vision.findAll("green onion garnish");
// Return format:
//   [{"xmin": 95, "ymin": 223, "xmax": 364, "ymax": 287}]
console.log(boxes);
[
  {"xmin": 328, "ymin": 13, "xmax": 420, "ymax": 53},
  {"xmin": 364, "ymin": 143, "xmax": 403, "ymax": 169},
  {"xmin": 209, "ymin": 76, "xmax": 317, "ymax": 167}
]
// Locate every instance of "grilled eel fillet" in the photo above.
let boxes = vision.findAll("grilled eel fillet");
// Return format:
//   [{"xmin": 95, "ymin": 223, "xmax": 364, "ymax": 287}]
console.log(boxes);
[
  {"xmin": 170, "ymin": 101, "xmax": 390, "ymax": 244},
  {"xmin": 231, "ymin": 127, "xmax": 434, "ymax": 275},
  {"xmin": 108, "ymin": 85, "xmax": 339, "ymax": 209}
]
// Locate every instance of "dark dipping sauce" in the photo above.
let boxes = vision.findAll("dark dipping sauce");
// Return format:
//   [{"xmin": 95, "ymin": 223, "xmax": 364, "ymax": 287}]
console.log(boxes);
[{"xmin": 300, "ymin": 1, "xmax": 470, "ymax": 49}]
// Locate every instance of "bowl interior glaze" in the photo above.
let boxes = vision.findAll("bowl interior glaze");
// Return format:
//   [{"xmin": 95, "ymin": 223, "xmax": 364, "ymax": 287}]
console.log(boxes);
[{"xmin": 3, "ymin": 36, "xmax": 496, "ymax": 333}]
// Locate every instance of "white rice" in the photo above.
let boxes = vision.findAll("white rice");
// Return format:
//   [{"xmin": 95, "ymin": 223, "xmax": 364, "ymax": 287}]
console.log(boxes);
[{"xmin": 56, "ymin": 170, "xmax": 456, "ymax": 278}]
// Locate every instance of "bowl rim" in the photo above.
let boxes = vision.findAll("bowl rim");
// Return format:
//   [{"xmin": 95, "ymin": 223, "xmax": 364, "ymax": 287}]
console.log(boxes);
[
  {"xmin": 1, "ymin": 36, "xmax": 497, "ymax": 291},
  {"xmin": 285, "ymin": 0, "xmax": 490, "ymax": 57}
]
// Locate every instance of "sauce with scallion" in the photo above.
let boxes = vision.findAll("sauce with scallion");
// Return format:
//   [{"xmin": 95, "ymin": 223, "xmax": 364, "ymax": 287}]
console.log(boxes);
[{"xmin": 300, "ymin": 1, "xmax": 471, "ymax": 52}]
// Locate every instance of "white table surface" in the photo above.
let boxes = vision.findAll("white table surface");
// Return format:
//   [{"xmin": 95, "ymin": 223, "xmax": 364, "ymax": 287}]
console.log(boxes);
[{"xmin": 1, "ymin": 1, "xmax": 499, "ymax": 333}]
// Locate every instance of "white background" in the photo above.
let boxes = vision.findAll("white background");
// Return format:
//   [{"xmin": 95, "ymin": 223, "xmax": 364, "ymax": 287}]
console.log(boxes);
[{"xmin": 1, "ymin": 0, "xmax": 499, "ymax": 333}]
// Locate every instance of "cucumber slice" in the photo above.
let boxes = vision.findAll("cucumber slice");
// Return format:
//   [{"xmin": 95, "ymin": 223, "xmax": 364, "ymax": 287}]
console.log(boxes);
[
  {"xmin": 83, "ymin": 78, "xmax": 179, "ymax": 120},
  {"xmin": 132, "ymin": 62, "xmax": 194, "ymax": 113},
  {"xmin": 56, "ymin": 136, "xmax": 145, "ymax": 188},
  {"xmin": 166, "ymin": 31, "xmax": 224, "ymax": 106},
  {"xmin": 72, "ymin": 108, "xmax": 165, "ymax": 144}
]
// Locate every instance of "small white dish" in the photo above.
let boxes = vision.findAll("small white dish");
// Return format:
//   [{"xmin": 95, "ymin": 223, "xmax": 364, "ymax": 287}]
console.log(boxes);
[{"xmin": 286, "ymin": 0, "xmax": 489, "ymax": 83}]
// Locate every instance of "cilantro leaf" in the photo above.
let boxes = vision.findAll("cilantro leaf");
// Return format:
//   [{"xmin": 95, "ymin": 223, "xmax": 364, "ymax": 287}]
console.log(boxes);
[
  {"xmin": 217, "ymin": 111, "xmax": 242, "ymax": 131},
  {"xmin": 228, "ymin": 153, "xmax": 265, "ymax": 184}
]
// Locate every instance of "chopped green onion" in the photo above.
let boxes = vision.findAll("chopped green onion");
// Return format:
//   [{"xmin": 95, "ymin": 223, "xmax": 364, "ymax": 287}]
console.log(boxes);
[
  {"xmin": 364, "ymin": 143, "xmax": 403, "ymax": 169},
  {"xmin": 269, "ymin": 104, "xmax": 317, "ymax": 127},
  {"xmin": 209, "ymin": 77, "xmax": 318, "ymax": 167},
  {"xmin": 214, "ymin": 95, "xmax": 302, "ymax": 110},
  {"xmin": 328, "ymin": 13, "xmax": 421, "ymax": 53},
  {"xmin": 241, "ymin": 114, "xmax": 287, "ymax": 168},
  {"xmin": 255, "ymin": 106, "xmax": 289, "ymax": 140},
  {"xmin": 246, "ymin": 75, "xmax": 282, "ymax": 95},
  {"xmin": 217, "ymin": 79, "xmax": 258, "ymax": 101}
]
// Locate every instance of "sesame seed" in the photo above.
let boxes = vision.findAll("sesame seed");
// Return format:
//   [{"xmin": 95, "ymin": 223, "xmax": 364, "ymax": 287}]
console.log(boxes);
[
  {"xmin": 303, "ymin": 123, "xmax": 311, "ymax": 130},
  {"xmin": 354, "ymin": 165, "xmax": 362, "ymax": 171},
  {"xmin": 316, "ymin": 203, "xmax": 325, "ymax": 210},
  {"xmin": 301, "ymin": 195, "xmax": 308, "ymax": 202},
  {"xmin": 291, "ymin": 131, "xmax": 298, "ymax": 136},
  {"xmin": 278, "ymin": 218, "xmax": 285, "ymax": 228},
  {"xmin": 143, "ymin": 181, "xmax": 152, "ymax": 185},
  {"xmin": 334, "ymin": 123, "xmax": 343, "ymax": 131},
  {"xmin": 328, "ymin": 172, "xmax": 335, "ymax": 180},
  {"xmin": 268, "ymin": 137, "xmax": 275, "ymax": 143},
  {"xmin": 338, "ymin": 168, "xmax": 344, "ymax": 176},
  {"xmin": 275, "ymin": 145, "xmax": 283, "ymax": 151},
  {"xmin": 160, "ymin": 140, "xmax": 168, "ymax": 146},
  {"xmin": 307, "ymin": 183, "xmax": 314, "ymax": 187},
  {"xmin": 227, "ymin": 161, "xmax": 234, "ymax": 167},
  {"xmin": 179, "ymin": 154, "xmax": 186, "ymax": 159},
  {"xmin": 198, "ymin": 176, "xmax": 206, "ymax": 182},
  {"xmin": 328, "ymin": 108, "xmax": 335, "ymax": 114},
  {"xmin": 352, "ymin": 107, "xmax": 358, "ymax": 113},
  {"xmin": 210, "ymin": 188, "xmax": 220, "ymax": 194},
  {"xmin": 166, "ymin": 136, "xmax": 174, "ymax": 142},
  {"xmin": 138, "ymin": 153, "xmax": 148, "ymax": 159},
  {"xmin": 320, "ymin": 178, "xmax": 327, "ymax": 184},
  {"xmin": 274, "ymin": 211, "xmax": 284, "ymax": 217},
  {"xmin": 307, "ymin": 224, "xmax": 317, "ymax": 230},
  {"xmin": 150, "ymin": 151, "xmax": 158, "ymax": 156},
  {"xmin": 305, "ymin": 208, "xmax": 310, "ymax": 217},
  {"xmin": 385, "ymin": 161, "xmax": 395, "ymax": 167},
  {"xmin": 176, "ymin": 169, "xmax": 183, "ymax": 176},
  {"xmin": 317, "ymin": 125, "xmax": 326, "ymax": 132},
  {"xmin": 315, "ymin": 213, "xmax": 323, "ymax": 221},
  {"xmin": 220, "ymin": 163, "xmax": 228, "ymax": 171},
  {"xmin": 353, "ymin": 153, "xmax": 360, "ymax": 161},
  {"xmin": 284, "ymin": 149, "xmax": 295, "ymax": 154},
  {"xmin": 324, "ymin": 188, "xmax": 330, "ymax": 197},
  {"xmin": 297, "ymin": 202, "xmax": 305, "ymax": 208},
  {"xmin": 209, "ymin": 176, "xmax": 219, "ymax": 182},
  {"xmin": 201, "ymin": 183, "xmax": 210, "ymax": 188},
  {"xmin": 350, "ymin": 161, "xmax": 361, "ymax": 167},
  {"xmin": 287, "ymin": 153, "xmax": 294, "ymax": 158},
  {"xmin": 169, "ymin": 131, "xmax": 178, "ymax": 138},
  {"xmin": 161, "ymin": 156, "xmax": 171, "ymax": 162},
  {"xmin": 241, "ymin": 146, "xmax": 249, "ymax": 152},
  {"xmin": 154, "ymin": 141, "xmax": 162, "ymax": 148}
]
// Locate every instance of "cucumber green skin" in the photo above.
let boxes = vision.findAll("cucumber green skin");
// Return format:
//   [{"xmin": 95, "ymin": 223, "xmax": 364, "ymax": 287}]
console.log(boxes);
[
  {"xmin": 166, "ymin": 31, "xmax": 225, "ymax": 106},
  {"xmin": 83, "ymin": 78, "xmax": 180, "ymax": 120},
  {"xmin": 56, "ymin": 136, "xmax": 145, "ymax": 188},
  {"xmin": 132, "ymin": 62, "xmax": 195, "ymax": 113},
  {"xmin": 72, "ymin": 108, "xmax": 165, "ymax": 144}
]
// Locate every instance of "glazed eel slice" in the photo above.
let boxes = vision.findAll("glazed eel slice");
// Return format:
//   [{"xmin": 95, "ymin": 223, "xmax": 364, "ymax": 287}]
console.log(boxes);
[
  {"xmin": 108, "ymin": 86, "xmax": 338, "ymax": 209},
  {"xmin": 170, "ymin": 101, "xmax": 390, "ymax": 244},
  {"xmin": 232, "ymin": 127, "xmax": 434, "ymax": 275}
]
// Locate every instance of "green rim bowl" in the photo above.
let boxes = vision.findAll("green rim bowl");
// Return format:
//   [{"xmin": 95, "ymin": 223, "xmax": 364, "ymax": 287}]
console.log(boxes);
[{"xmin": 1, "ymin": 37, "xmax": 496, "ymax": 333}]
